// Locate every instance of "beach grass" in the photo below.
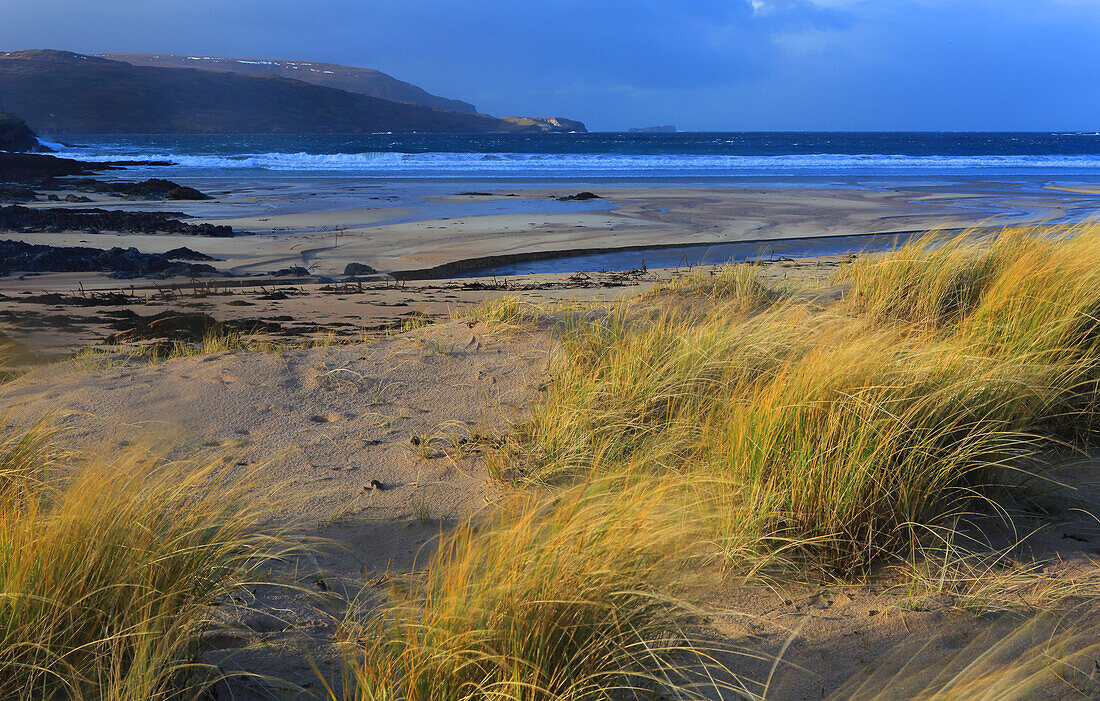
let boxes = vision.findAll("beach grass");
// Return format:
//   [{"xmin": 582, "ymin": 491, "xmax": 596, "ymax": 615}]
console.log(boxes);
[
  {"xmin": 10, "ymin": 224, "xmax": 1100, "ymax": 699},
  {"xmin": 829, "ymin": 614, "xmax": 1100, "ymax": 699},
  {"xmin": 0, "ymin": 429, "xmax": 281, "ymax": 700},
  {"xmin": 337, "ymin": 224, "xmax": 1100, "ymax": 699},
  {"xmin": 502, "ymin": 225, "xmax": 1100, "ymax": 571},
  {"xmin": 337, "ymin": 477, "xmax": 751, "ymax": 701}
]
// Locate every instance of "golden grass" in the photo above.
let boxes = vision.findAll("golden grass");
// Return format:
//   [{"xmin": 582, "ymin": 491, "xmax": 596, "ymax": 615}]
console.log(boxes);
[
  {"xmin": 337, "ymin": 477, "xmax": 753, "ymax": 701},
  {"xmin": 645, "ymin": 262, "xmax": 782, "ymax": 309},
  {"xmin": 0, "ymin": 430, "xmax": 281, "ymax": 700},
  {"xmin": 460, "ymin": 295, "xmax": 541, "ymax": 328},
  {"xmin": 13, "ymin": 226, "xmax": 1100, "ymax": 698},
  {"xmin": 336, "ymin": 225, "xmax": 1100, "ymax": 698},
  {"xmin": 508, "ymin": 225, "xmax": 1100, "ymax": 571},
  {"xmin": 831, "ymin": 614, "xmax": 1100, "ymax": 699}
]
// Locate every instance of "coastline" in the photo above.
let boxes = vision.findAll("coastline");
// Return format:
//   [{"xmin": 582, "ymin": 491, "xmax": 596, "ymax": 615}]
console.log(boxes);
[{"xmin": 13, "ymin": 175, "xmax": 1100, "ymax": 282}]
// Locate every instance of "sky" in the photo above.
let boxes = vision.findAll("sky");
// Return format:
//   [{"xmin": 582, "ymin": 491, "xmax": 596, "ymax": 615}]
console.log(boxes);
[{"xmin": 1, "ymin": 0, "xmax": 1098, "ymax": 131}]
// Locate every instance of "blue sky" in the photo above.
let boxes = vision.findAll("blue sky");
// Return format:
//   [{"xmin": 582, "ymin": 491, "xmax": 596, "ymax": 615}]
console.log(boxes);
[{"xmin": 2, "ymin": 0, "xmax": 1098, "ymax": 131}]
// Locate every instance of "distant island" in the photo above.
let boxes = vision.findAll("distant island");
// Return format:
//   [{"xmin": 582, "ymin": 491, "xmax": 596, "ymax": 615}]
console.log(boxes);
[
  {"xmin": 0, "ymin": 50, "xmax": 586, "ymax": 135},
  {"xmin": 629, "ymin": 125, "xmax": 676, "ymax": 133}
]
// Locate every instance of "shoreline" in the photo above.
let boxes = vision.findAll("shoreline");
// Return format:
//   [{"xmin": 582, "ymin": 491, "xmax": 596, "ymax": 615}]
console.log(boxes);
[{"xmin": 4, "ymin": 174, "xmax": 1100, "ymax": 284}]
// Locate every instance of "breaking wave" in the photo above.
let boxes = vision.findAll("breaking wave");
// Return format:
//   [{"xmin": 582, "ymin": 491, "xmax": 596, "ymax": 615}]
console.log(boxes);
[{"xmin": 43, "ymin": 147, "xmax": 1100, "ymax": 177}]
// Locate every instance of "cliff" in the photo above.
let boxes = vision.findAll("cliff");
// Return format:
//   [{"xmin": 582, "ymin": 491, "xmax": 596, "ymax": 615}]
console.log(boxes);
[{"xmin": 0, "ymin": 50, "xmax": 514, "ymax": 134}]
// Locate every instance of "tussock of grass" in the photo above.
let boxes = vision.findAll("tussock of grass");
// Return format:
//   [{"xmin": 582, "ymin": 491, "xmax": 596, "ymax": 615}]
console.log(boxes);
[
  {"xmin": 647, "ymin": 263, "xmax": 781, "ymax": 309},
  {"xmin": 461, "ymin": 295, "xmax": 541, "ymax": 327},
  {"xmin": 509, "ymin": 225, "xmax": 1100, "ymax": 570},
  {"xmin": 0, "ymin": 434, "xmax": 280, "ymax": 700},
  {"xmin": 338, "ymin": 479, "xmax": 750, "ymax": 701}
]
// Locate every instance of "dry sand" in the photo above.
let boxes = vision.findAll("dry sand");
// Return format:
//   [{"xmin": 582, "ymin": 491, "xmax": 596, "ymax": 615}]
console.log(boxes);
[
  {"xmin": 3, "ymin": 308, "xmax": 1099, "ymax": 699},
  {"xmin": 1, "ymin": 319, "xmax": 551, "ymax": 697}
]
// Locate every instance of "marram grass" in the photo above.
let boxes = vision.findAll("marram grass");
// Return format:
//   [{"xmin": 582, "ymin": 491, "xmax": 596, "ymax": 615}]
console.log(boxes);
[
  {"xmin": 510, "ymin": 225, "xmax": 1100, "ymax": 569},
  {"xmin": 342, "ymin": 225, "xmax": 1100, "ymax": 699},
  {"xmin": 336, "ymin": 478, "xmax": 755, "ymax": 701},
  {"xmin": 0, "ymin": 432, "xmax": 281, "ymax": 700}
]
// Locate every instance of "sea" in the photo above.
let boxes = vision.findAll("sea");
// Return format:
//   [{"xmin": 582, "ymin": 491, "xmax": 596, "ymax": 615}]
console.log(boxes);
[{"xmin": 39, "ymin": 132, "xmax": 1100, "ymax": 180}]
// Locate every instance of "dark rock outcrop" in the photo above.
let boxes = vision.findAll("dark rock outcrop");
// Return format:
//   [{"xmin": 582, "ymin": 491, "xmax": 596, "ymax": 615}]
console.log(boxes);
[
  {"xmin": 0, "ymin": 113, "xmax": 43, "ymax": 152},
  {"xmin": 0, "ymin": 185, "xmax": 37, "ymax": 202},
  {"xmin": 111, "ymin": 178, "xmax": 209, "ymax": 200},
  {"xmin": 0, "ymin": 205, "xmax": 233, "ymax": 236},
  {"xmin": 55, "ymin": 177, "xmax": 210, "ymax": 200},
  {"xmin": 343, "ymin": 262, "xmax": 378, "ymax": 276},
  {"xmin": 0, "ymin": 239, "xmax": 219, "ymax": 278},
  {"xmin": 557, "ymin": 192, "xmax": 602, "ymax": 201},
  {"xmin": 271, "ymin": 266, "xmax": 310, "ymax": 277},
  {"xmin": 0, "ymin": 152, "xmax": 107, "ymax": 184},
  {"xmin": 162, "ymin": 247, "xmax": 216, "ymax": 261}
]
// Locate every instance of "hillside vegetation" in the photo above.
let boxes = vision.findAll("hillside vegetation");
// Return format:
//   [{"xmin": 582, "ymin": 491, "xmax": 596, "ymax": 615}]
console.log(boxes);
[{"xmin": 0, "ymin": 50, "xmax": 511, "ymax": 134}]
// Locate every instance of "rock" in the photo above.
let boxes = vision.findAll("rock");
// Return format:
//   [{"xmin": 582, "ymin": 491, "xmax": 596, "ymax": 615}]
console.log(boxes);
[
  {"xmin": 162, "ymin": 247, "xmax": 216, "ymax": 261},
  {"xmin": 343, "ymin": 262, "xmax": 377, "ymax": 276},
  {"xmin": 0, "ymin": 152, "xmax": 109, "ymax": 184},
  {"xmin": 0, "ymin": 205, "xmax": 234, "ymax": 237},
  {"xmin": 114, "ymin": 178, "xmax": 210, "ymax": 200},
  {"xmin": 164, "ymin": 185, "xmax": 209, "ymax": 200},
  {"xmin": 64, "ymin": 194, "xmax": 92, "ymax": 203},
  {"xmin": 0, "ymin": 239, "xmax": 220, "ymax": 279},
  {"xmin": 46, "ymin": 194, "xmax": 58, "ymax": 201},
  {"xmin": 557, "ymin": 192, "xmax": 601, "ymax": 201},
  {"xmin": 0, "ymin": 113, "xmax": 45, "ymax": 152},
  {"xmin": 271, "ymin": 266, "xmax": 310, "ymax": 277},
  {"xmin": 501, "ymin": 116, "xmax": 588, "ymax": 133},
  {"xmin": 0, "ymin": 185, "xmax": 37, "ymax": 202}
]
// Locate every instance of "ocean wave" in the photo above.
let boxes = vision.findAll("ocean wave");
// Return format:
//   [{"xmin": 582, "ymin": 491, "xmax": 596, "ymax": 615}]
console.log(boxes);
[{"xmin": 45, "ymin": 148, "xmax": 1100, "ymax": 175}]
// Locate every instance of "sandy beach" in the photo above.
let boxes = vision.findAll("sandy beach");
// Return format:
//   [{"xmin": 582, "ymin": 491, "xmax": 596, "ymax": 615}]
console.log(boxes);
[
  {"xmin": 5, "ymin": 173, "xmax": 1100, "ymax": 699},
  {"xmin": 4, "ymin": 175, "xmax": 1100, "ymax": 354},
  {"xmin": 14, "ymin": 176, "xmax": 1100, "ymax": 280}
]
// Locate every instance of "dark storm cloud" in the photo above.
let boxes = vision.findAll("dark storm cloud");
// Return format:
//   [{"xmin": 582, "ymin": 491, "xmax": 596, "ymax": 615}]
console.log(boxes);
[{"xmin": 1, "ymin": 1, "xmax": 1098, "ymax": 130}]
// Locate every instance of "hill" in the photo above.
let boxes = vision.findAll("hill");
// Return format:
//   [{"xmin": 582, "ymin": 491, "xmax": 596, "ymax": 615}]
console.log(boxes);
[
  {"xmin": 0, "ymin": 50, "xmax": 512, "ymax": 134},
  {"xmin": 99, "ymin": 53, "xmax": 480, "ymax": 115}
]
